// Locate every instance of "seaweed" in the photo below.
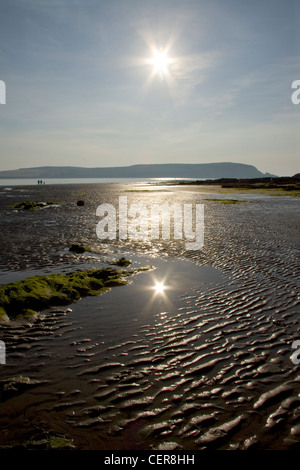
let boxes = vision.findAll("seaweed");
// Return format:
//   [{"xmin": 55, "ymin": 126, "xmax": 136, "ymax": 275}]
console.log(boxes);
[
  {"xmin": 203, "ymin": 198, "xmax": 247, "ymax": 204},
  {"xmin": 69, "ymin": 243, "xmax": 91, "ymax": 254},
  {"xmin": 13, "ymin": 201, "xmax": 58, "ymax": 211},
  {"xmin": 0, "ymin": 267, "xmax": 137, "ymax": 321},
  {"xmin": 111, "ymin": 257, "xmax": 132, "ymax": 267}
]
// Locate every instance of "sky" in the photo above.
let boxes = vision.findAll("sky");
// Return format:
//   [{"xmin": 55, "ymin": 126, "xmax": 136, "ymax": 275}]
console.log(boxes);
[{"xmin": 0, "ymin": 0, "xmax": 299, "ymax": 176}]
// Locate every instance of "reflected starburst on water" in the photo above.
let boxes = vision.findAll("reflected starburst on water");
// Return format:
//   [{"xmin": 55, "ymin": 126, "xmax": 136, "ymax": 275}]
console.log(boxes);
[
  {"xmin": 154, "ymin": 281, "xmax": 165, "ymax": 294},
  {"xmin": 137, "ymin": 271, "xmax": 175, "ymax": 319},
  {"xmin": 129, "ymin": 267, "xmax": 175, "ymax": 319}
]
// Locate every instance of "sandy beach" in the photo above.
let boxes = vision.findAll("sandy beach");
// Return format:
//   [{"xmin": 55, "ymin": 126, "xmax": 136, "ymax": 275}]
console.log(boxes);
[{"xmin": 0, "ymin": 181, "xmax": 299, "ymax": 450}]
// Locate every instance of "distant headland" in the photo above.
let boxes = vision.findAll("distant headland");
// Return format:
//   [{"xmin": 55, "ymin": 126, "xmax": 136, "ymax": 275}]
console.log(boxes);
[{"xmin": 0, "ymin": 162, "xmax": 277, "ymax": 179}]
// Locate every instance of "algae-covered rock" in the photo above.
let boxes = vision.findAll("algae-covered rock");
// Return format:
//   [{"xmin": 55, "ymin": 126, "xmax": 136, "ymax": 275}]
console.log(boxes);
[
  {"xmin": 0, "ymin": 306, "xmax": 9, "ymax": 322},
  {"xmin": 69, "ymin": 243, "xmax": 91, "ymax": 254},
  {"xmin": 111, "ymin": 257, "xmax": 132, "ymax": 267},
  {"xmin": 0, "ymin": 267, "xmax": 134, "ymax": 321},
  {"xmin": 22, "ymin": 432, "xmax": 75, "ymax": 450},
  {"xmin": 13, "ymin": 201, "xmax": 58, "ymax": 211},
  {"xmin": 203, "ymin": 198, "xmax": 247, "ymax": 204}
]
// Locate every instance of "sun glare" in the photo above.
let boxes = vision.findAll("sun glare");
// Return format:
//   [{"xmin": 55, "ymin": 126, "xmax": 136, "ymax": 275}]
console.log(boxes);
[
  {"xmin": 151, "ymin": 48, "xmax": 171, "ymax": 77},
  {"xmin": 136, "ymin": 34, "xmax": 180, "ymax": 99}
]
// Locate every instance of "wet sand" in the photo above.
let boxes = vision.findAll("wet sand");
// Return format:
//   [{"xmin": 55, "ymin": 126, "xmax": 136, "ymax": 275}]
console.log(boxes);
[{"xmin": 0, "ymin": 182, "xmax": 299, "ymax": 450}]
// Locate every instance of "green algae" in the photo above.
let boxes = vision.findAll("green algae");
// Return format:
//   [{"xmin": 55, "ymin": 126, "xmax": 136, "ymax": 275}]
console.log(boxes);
[
  {"xmin": 45, "ymin": 435, "xmax": 75, "ymax": 449},
  {"xmin": 111, "ymin": 257, "xmax": 132, "ymax": 267},
  {"xmin": 203, "ymin": 198, "xmax": 247, "ymax": 204},
  {"xmin": 21, "ymin": 432, "xmax": 75, "ymax": 450},
  {"xmin": 13, "ymin": 201, "xmax": 59, "ymax": 211},
  {"xmin": 69, "ymin": 243, "xmax": 91, "ymax": 254},
  {"xmin": 0, "ymin": 267, "xmax": 137, "ymax": 321}
]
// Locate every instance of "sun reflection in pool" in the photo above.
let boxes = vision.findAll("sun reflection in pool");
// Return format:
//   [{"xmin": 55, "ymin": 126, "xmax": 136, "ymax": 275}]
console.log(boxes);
[{"xmin": 154, "ymin": 281, "xmax": 165, "ymax": 294}]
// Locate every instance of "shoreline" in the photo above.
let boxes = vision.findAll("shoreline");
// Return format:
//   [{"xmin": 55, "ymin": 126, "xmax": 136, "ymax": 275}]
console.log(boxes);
[{"xmin": 0, "ymin": 174, "xmax": 299, "ymax": 197}]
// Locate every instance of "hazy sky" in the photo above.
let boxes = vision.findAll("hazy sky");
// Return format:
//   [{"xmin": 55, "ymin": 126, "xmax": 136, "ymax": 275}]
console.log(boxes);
[{"xmin": 0, "ymin": 0, "xmax": 299, "ymax": 176}]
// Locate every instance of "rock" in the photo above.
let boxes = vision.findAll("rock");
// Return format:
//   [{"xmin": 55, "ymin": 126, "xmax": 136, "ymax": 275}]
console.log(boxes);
[{"xmin": 76, "ymin": 200, "xmax": 84, "ymax": 206}]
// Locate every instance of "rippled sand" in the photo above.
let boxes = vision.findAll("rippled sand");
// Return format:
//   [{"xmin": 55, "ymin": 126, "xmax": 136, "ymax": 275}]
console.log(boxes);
[{"xmin": 0, "ymin": 182, "xmax": 299, "ymax": 450}]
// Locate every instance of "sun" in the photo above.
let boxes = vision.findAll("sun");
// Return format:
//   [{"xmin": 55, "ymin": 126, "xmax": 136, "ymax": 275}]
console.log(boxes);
[
  {"xmin": 151, "ymin": 48, "xmax": 170, "ymax": 76},
  {"xmin": 149, "ymin": 47, "xmax": 172, "ymax": 78},
  {"xmin": 136, "ymin": 36, "xmax": 179, "ymax": 97}
]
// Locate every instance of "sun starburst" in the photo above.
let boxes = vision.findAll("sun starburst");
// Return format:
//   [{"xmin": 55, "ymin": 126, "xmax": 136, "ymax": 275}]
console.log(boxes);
[
  {"xmin": 131, "ymin": 31, "xmax": 182, "ymax": 100},
  {"xmin": 150, "ymin": 47, "xmax": 172, "ymax": 78}
]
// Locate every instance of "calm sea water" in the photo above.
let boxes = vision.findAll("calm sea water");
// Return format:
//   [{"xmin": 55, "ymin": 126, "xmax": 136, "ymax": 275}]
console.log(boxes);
[{"xmin": 0, "ymin": 177, "xmax": 194, "ymax": 186}]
